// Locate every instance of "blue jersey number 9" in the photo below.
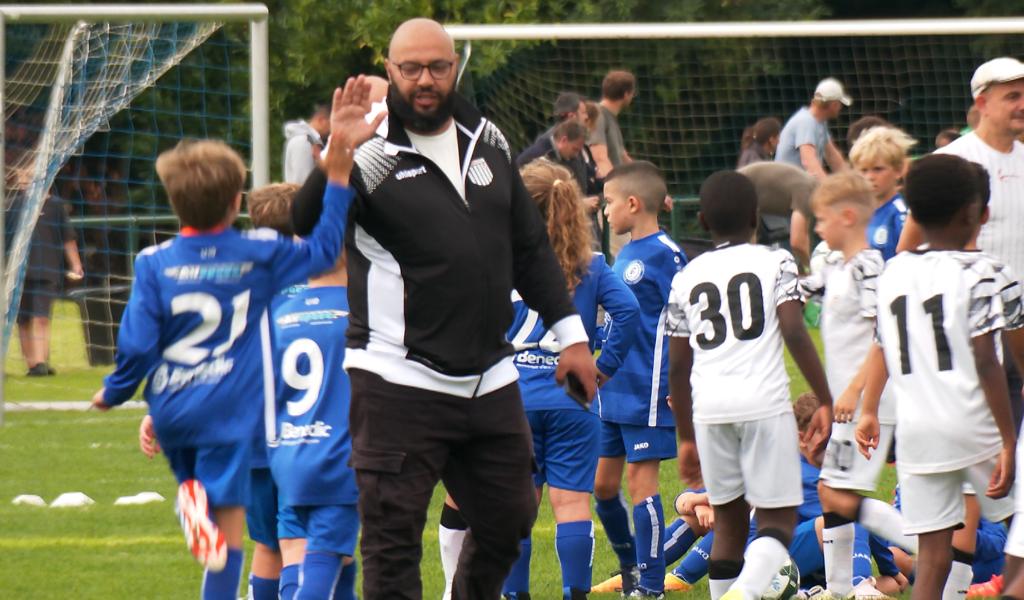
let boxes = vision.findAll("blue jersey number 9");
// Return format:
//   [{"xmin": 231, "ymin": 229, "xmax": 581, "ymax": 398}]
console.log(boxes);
[{"xmin": 281, "ymin": 337, "xmax": 324, "ymax": 417}]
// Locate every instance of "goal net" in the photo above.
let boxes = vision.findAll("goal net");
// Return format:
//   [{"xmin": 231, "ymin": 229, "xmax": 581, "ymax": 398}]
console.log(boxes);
[
  {"xmin": 451, "ymin": 20, "xmax": 1024, "ymax": 239},
  {"xmin": 3, "ymin": 6, "xmax": 267, "ymax": 407}
]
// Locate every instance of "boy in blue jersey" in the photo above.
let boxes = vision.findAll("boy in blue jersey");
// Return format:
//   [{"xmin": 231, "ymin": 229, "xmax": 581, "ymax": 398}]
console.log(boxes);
[
  {"xmin": 662, "ymin": 393, "xmax": 900, "ymax": 595},
  {"xmin": 137, "ymin": 183, "xmax": 307, "ymax": 600},
  {"xmin": 848, "ymin": 126, "xmax": 916, "ymax": 261},
  {"xmin": 245, "ymin": 181, "xmax": 308, "ymax": 600},
  {"xmin": 593, "ymin": 161, "xmax": 686, "ymax": 598},
  {"xmin": 91, "ymin": 77, "xmax": 383, "ymax": 600},
  {"xmin": 883, "ymin": 486, "xmax": 1007, "ymax": 598},
  {"xmin": 270, "ymin": 240, "xmax": 358, "ymax": 600},
  {"xmin": 667, "ymin": 171, "xmax": 833, "ymax": 600},
  {"xmin": 498, "ymin": 160, "xmax": 641, "ymax": 600}
]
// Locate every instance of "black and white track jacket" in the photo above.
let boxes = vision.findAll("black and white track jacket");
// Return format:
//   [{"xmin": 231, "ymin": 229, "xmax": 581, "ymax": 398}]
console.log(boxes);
[{"xmin": 292, "ymin": 95, "xmax": 587, "ymax": 397}]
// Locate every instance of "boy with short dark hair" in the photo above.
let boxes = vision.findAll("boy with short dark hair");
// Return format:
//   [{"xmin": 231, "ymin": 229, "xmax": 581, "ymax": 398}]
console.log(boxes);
[
  {"xmin": 91, "ymin": 77, "xmax": 378, "ymax": 600},
  {"xmin": 857, "ymin": 153, "xmax": 1017, "ymax": 600},
  {"xmin": 594, "ymin": 160, "xmax": 686, "ymax": 598},
  {"xmin": 667, "ymin": 170, "xmax": 833, "ymax": 600}
]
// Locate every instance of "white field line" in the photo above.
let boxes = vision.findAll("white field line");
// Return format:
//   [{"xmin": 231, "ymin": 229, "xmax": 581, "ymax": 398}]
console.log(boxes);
[{"xmin": 5, "ymin": 400, "xmax": 146, "ymax": 411}]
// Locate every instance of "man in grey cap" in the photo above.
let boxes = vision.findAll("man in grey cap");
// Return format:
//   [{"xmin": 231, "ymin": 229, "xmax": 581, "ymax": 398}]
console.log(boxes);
[{"xmin": 775, "ymin": 77, "xmax": 851, "ymax": 181}]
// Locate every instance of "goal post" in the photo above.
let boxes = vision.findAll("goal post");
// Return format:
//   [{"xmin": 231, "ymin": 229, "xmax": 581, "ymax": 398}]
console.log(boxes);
[{"xmin": 0, "ymin": 4, "xmax": 269, "ymax": 424}]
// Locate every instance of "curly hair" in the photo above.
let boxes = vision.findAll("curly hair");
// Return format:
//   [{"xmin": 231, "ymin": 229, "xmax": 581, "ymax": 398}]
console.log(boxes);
[{"xmin": 520, "ymin": 160, "xmax": 593, "ymax": 291}]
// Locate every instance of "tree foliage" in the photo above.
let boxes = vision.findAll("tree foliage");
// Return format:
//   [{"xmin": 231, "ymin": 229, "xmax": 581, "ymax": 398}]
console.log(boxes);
[{"xmin": 261, "ymin": 0, "xmax": 833, "ymax": 178}]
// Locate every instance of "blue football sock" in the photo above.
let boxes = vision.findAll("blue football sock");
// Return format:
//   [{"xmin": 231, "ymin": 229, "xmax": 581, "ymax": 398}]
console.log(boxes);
[
  {"xmin": 633, "ymin": 495, "xmax": 666, "ymax": 592},
  {"xmin": 595, "ymin": 494, "xmax": 636, "ymax": 569},
  {"xmin": 501, "ymin": 537, "xmax": 532, "ymax": 596},
  {"xmin": 279, "ymin": 564, "xmax": 300, "ymax": 600},
  {"xmin": 663, "ymin": 517, "xmax": 698, "ymax": 566},
  {"xmin": 332, "ymin": 559, "xmax": 357, "ymax": 600},
  {"xmin": 202, "ymin": 547, "xmax": 244, "ymax": 600},
  {"xmin": 297, "ymin": 551, "xmax": 342, "ymax": 600},
  {"xmin": 250, "ymin": 574, "xmax": 279, "ymax": 600},
  {"xmin": 674, "ymin": 531, "xmax": 714, "ymax": 584},
  {"xmin": 851, "ymin": 526, "xmax": 874, "ymax": 585},
  {"xmin": 556, "ymin": 520, "xmax": 595, "ymax": 595}
]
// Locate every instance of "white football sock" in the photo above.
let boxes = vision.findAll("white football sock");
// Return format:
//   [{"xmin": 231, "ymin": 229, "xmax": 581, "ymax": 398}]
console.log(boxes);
[
  {"xmin": 941, "ymin": 560, "xmax": 973, "ymax": 600},
  {"xmin": 823, "ymin": 521, "xmax": 855, "ymax": 595},
  {"xmin": 709, "ymin": 577, "xmax": 738, "ymax": 600},
  {"xmin": 439, "ymin": 524, "xmax": 467, "ymax": 600},
  {"xmin": 734, "ymin": 536, "xmax": 789, "ymax": 599},
  {"xmin": 859, "ymin": 497, "xmax": 918, "ymax": 553}
]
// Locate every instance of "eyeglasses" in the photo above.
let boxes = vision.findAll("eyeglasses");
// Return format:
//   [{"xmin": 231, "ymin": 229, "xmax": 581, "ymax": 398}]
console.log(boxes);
[{"xmin": 395, "ymin": 60, "xmax": 454, "ymax": 81}]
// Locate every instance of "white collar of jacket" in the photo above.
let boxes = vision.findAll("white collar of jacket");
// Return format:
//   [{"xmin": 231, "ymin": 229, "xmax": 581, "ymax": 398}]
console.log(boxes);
[{"xmin": 376, "ymin": 94, "xmax": 510, "ymax": 163}]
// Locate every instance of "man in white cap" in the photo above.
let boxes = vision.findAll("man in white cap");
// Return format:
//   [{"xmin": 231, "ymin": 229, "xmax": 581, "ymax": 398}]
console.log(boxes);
[
  {"xmin": 936, "ymin": 57, "xmax": 1024, "ymax": 275},
  {"xmin": 775, "ymin": 77, "xmax": 852, "ymax": 181},
  {"xmin": 772, "ymin": 78, "xmax": 851, "ymax": 270},
  {"xmin": 936, "ymin": 56, "xmax": 1024, "ymax": 389},
  {"xmin": 935, "ymin": 57, "xmax": 1024, "ymax": 600}
]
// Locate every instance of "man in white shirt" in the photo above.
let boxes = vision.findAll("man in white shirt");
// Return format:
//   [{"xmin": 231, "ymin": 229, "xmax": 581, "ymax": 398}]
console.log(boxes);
[
  {"xmin": 936, "ymin": 57, "xmax": 1024, "ymax": 429},
  {"xmin": 936, "ymin": 57, "xmax": 1024, "ymax": 283}
]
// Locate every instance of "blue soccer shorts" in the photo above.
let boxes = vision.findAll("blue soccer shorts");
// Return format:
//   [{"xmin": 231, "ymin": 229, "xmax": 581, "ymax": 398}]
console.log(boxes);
[
  {"xmin": 289, "ymin": 504, "xmax": 359, "ymax": 556},
  {"xmin": 600, "ymin": 421, "xmax": 676, "ymax": 463},
  {"xmin": 277, "ymin": 503, "xmax": 307, "ymax": 541},
  {"xmin": 245, "ymin": 467, "xmax": 279, "ymax": 550},
  {"xmin": 528, "ymin": 408, "xmax": 600, "ymax": 492},
  {"xmin": 165, "ymin": 442, "xmax": 250, "ymax": 508}
]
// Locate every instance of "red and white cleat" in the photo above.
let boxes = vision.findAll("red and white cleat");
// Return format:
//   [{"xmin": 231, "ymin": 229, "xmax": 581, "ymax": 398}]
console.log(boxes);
[
  {"xmin": 176, "ymin": 479, "xmax": 226, "ymax": 572},
  {"xmin": 966, "ymin": 574, "xmax": 1003, "ymax": 599}
]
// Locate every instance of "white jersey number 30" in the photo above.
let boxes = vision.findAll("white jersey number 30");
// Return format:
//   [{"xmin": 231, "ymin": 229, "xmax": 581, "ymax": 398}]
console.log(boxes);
[{"xmin": 690, "ymin": 273, "xmax": 766, "ymax": 350}]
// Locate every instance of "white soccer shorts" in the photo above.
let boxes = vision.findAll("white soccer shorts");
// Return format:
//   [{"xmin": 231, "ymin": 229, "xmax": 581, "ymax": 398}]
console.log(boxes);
[
  {"xmin": 898, "ymin": 455, "xmax": 1014, "ymax": 536},
  {"xmin": 695, "ymin": 412, "xmax": 803, "ymax": 509},
  {"xmin": 820, "ymin": 423, "xmax": 894, "ymax": 492}
]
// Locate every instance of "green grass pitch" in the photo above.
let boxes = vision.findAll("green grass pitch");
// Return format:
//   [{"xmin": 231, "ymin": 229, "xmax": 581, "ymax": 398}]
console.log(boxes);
[{"xmin": 2, "ymin": 309, "xmax": 912, "ymax": 598}]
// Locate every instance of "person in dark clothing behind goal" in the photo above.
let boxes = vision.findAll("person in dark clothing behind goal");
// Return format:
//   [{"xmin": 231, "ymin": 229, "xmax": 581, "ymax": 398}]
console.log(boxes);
[
  {"xmin": 10, "ymin": 169, "xmax": 84, "ymax": 376},
  {"xmin": 291, "ymin": 17, "xmax": 599, "ymax": 600}
]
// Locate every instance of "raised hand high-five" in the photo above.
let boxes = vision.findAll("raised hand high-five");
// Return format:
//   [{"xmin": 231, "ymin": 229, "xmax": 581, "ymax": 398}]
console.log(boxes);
[{"xmin": 324, "ymin": 75, "xmax": 388, "ymax": 186}]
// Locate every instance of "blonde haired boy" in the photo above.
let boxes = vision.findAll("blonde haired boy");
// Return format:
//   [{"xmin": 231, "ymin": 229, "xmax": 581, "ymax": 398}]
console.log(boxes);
[
  {"xmin": 800, "ymin": 171, "xmax": 917, "ymax": 598},
  {"xmin": 849, "ymin": 126, "xmax": 916, "ymax": 260}
]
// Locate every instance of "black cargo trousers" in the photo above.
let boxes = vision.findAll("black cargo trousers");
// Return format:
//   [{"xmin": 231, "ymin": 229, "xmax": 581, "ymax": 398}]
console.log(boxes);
[{"xmin": 349, "ymin": 368, "xmax": 538, "ymax": 600}]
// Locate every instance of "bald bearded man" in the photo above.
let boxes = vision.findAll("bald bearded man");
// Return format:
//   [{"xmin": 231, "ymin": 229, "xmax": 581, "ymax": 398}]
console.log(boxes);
[{"xmin": 291, "ymin": 18, "xmax": 599, "ymax": 600}]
